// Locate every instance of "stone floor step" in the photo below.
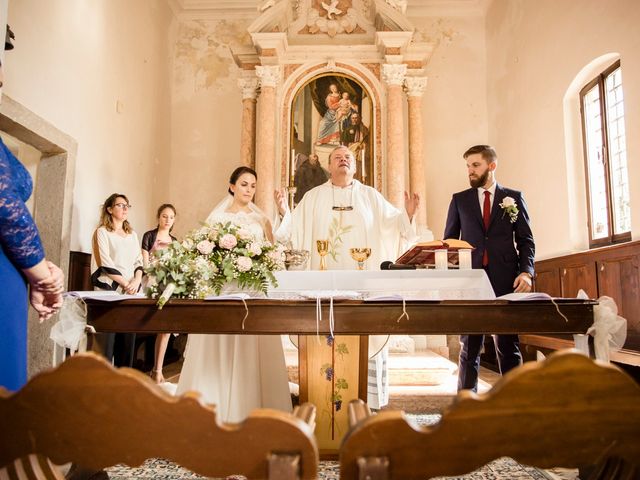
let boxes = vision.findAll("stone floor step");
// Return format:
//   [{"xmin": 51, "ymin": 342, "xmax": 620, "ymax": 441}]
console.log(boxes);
[{"xmin": 388, "ymin": 351, "xmax": 457, "ymax": 386}]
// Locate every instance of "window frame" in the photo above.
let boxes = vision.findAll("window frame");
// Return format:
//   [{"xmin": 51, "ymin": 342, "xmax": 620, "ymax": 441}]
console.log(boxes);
[{"xmin": 579, "ymin": 60, "xmax": 631, "ymax": 248}]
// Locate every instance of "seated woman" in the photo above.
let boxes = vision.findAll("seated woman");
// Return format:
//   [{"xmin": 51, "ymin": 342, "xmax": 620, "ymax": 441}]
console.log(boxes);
[
  {"xmin": 142, "ymin": 204, "xmax": 178, "ymax": 384},
  {"xmin": 176, "ymin": 167, "xmax": 292, "ymax": 422},
  {"xmin": 90, "ymin": 193, "xmax": 143, "ymax": 367}
]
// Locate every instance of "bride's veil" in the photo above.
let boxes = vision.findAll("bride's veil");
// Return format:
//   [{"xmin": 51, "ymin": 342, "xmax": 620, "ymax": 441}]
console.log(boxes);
[{"xmin": 205, "ymin": 193, "xmax": 271, "ymax": 227}]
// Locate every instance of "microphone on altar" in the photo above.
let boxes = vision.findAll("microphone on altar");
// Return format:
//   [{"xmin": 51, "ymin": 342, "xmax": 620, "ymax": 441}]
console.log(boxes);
[{"xmin": 380, "ymin": 261, "xmax": 417, "ymax": 270}]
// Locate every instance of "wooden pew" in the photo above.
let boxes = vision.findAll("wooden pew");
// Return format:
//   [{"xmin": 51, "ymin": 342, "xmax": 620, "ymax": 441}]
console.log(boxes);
[
  {"xmin": 340, "ymin": 350, "xmax": 640, "ymax": 480},
  {"xmin": 0, "ymin": 353, "xmax": 318, "ymax": 480}
]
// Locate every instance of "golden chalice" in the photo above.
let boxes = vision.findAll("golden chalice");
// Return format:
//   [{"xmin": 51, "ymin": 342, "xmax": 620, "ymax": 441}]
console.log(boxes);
[
  {"xmin": 349, "ymin": 247, "xmax": 371, "ymax": 270},
  {"xmin": 316, "ymin": 239, "xmax": 329, "ymax": 271}
]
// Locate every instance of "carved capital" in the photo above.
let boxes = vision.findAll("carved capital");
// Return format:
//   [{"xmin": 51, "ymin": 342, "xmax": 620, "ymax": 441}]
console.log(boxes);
[
  {"xmin": 382, "ymin": 64, "xmax": 407, "ymax": 86},
  {"xmin": 238, "ymin": 77, "xmax": 260, "ymax": 100},
  {"xmin": 404, "ymin": 76, "xmax": 428, "ymax": 97},
  {"xmin": 256, "ymin": 65, "xmax": 281, "ymax": 88}
]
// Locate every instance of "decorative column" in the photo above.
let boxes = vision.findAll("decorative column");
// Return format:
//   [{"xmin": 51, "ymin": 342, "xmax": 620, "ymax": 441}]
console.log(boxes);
[
  {"xmin": 255, "ymin": 65, "xmax": 281, "ymax": 219},
  {"xmin": 382, "ymin": 64, "xmax": 407, "ymax": 208},
  {"xmin": 404, "ymin": 76, "xmax": 429, "ymax": 233},
  {"xmin": 238, "ymin": 76, "xmax": 259, "ymax": 168}
]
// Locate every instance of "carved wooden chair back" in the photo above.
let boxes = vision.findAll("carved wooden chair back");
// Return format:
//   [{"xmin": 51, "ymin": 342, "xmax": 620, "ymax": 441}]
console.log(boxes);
[
  {"xmin": 340, "ymin": 350, "xmax": 640, "ymax": 480},
  {"xmin": 0, "ymin": 353, "xmax": 318, "ymax": 480}
]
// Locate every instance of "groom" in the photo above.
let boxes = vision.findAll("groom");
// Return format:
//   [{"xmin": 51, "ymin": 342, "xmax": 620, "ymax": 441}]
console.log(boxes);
[{"xmin": 444, "ymin": 144, "xmax": 535, "ymax": 392}]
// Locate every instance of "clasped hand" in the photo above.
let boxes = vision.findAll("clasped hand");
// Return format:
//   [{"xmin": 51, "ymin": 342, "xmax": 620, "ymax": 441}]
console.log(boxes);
[
  {"xmin": 30, "ymin": 261, "xmax": 65, "ymax": 322},
  {"xmin": 123, "ymin": 277, "xmax": 142, "ymax": 295}
]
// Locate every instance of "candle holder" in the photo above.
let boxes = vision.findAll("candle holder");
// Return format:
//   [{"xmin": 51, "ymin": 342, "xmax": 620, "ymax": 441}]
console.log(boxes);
[
  {"xmin": 434, "ymin": 249, "xmax": 448, "ymax": 270},
  {"xmin": 286, "ymin": 185, "xmax": 297, "ymax": 211},
  {"xmin": 458, "ymin": 249, "xmax": 472, "ymax": 270}
]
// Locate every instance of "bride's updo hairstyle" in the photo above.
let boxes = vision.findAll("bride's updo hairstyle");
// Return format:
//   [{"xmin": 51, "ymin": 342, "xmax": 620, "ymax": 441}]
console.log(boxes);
[{"xmin": 228, "ymin": 166, "xmax": 257, "ymax": 195}]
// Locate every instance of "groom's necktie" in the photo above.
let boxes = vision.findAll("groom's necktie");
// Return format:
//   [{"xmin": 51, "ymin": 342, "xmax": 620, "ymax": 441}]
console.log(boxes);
[{"xmin": 483, "ymin": 190, "xmax": 491, "ymax": 267}]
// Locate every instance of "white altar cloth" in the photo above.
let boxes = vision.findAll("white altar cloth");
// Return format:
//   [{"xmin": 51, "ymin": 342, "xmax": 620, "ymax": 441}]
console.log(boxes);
[{"xmin": 269, "ymin": 269, "xmax": 496, "ymax": 300}]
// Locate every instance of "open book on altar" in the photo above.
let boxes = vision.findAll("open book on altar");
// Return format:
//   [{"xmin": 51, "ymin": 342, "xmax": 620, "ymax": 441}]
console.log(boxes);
[{"xmin": 395, "ymin": 239, "xmax": 475, "ymax": 266}]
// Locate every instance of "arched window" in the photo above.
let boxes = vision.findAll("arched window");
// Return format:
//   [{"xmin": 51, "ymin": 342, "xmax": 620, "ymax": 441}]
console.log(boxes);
[{"xmin": 580, "ymin": 60, "xmax": 631, "ymax": 247}]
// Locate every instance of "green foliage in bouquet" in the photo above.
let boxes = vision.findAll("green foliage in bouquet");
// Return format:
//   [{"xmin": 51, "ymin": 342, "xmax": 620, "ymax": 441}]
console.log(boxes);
[{"xmin": 145, "ymin": 221, "xmax": 286, "ymax": 308}]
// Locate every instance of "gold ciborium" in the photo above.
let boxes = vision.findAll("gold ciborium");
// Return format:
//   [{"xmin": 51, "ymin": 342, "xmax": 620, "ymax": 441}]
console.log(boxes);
[
  {"xmin": 316, "ymin": 239, "xmax": 329, "ymax": 271},
  {"xmin": 349, "ymin": 247, "xmax": 371, "ymax": 270}
]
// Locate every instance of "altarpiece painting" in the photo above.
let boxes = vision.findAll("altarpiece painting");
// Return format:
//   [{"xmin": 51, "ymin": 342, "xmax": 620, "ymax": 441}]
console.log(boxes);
[{"xmin": 290, "ymin": 73, "xmax": 373, "ymax": 204}]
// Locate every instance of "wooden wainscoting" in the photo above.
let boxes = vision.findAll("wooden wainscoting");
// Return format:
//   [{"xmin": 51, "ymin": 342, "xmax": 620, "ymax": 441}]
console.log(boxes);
[
  {"xmin": 68, "ymin": 251, "xmax": 91, "ymax": 291},
  {"xmin": 524, "ymin": 240, "xmax": 640, "ymax": 366}
]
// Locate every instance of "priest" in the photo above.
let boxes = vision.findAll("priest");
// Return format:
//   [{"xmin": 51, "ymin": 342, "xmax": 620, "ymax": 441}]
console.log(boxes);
[{"xmin": 275, "ymin": 145, "xmax": 420, "ymax": 408}]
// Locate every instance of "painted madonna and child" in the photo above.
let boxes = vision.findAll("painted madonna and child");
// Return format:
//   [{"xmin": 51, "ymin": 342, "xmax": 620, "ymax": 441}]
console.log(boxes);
[{"xmin": 292, "ymin": 75, "xmax": 371, "ymax": 204}]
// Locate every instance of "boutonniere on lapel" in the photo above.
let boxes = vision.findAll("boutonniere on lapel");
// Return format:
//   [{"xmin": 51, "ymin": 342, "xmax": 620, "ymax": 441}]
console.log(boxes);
[{"xmin": 499, "ymin": 196, "xmax": 519, "ymax": 223}]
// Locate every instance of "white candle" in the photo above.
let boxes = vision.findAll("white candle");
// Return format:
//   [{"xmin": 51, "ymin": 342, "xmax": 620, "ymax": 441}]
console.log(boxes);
[
  {"xmin": 290, "ymin": 148, "xmax": 296, "ymax": 184},
  {"xmin": 458, "ymin": 249, "xmax": 472, "ymax": 270},
  {"xmin": 360, "ymin": 149, "xmax": 366, "ymax": 179},
  {"xmin": 435, "ymin": 249, "xmax": 448, "ymax": 270}
]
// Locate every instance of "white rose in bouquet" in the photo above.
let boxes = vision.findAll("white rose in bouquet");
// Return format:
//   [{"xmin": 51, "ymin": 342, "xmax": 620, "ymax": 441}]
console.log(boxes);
[
  {"xmin": 236, "ymin": 256, "xmax": 253, "ymax": 272},
  {"xmin": 197, "ymin": 240, "xmax": 215, "ymax": 255},
  {"xmin": 248, "ymin": 242, "xmax": 263, "ymax": 256},
  {"xmin": 219, "ymin": 233, "xmax": 238, "ymax": 249}
]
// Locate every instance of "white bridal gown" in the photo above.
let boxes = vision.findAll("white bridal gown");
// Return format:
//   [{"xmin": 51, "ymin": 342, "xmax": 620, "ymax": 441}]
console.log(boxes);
[{"xmin": 176, "ymin": 210, "xmax": 292, "ymax": 422}]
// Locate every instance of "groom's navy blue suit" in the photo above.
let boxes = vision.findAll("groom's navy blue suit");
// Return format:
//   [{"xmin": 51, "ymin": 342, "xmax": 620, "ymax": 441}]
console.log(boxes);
[{"xmin": 444, "ymin": 184, "xmax": 535, "ymax": 391}]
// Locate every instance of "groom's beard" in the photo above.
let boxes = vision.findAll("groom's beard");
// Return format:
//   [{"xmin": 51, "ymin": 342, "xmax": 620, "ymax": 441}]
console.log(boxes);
[{"xmin": 469, "ymin": 170, "xmax": 489, "ymax": 189}]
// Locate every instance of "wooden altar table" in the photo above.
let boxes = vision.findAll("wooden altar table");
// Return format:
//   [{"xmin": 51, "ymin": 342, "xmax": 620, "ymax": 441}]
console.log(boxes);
[
  {"xmin": 85, "ymin": 298, "xmax": 595, "ymax": 456},
  {"xmin": 85, "ymin": 298, "xmax": 594, "ymax": 336}
]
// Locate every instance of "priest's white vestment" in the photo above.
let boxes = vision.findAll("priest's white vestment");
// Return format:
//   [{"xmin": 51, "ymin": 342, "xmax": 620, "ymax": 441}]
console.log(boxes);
[{"xmin": 278, "ymin": 179, "xmax": 417, "ymax": 408}]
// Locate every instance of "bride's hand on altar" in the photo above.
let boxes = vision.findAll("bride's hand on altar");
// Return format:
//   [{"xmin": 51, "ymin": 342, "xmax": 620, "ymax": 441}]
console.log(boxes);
[
  {"xmin": 404, "ymin": 191, "xmax": 420, "ymax": 220},
  {"xmin": 274, "ymin": 189, "xmax": 289, "ymax": 216}
]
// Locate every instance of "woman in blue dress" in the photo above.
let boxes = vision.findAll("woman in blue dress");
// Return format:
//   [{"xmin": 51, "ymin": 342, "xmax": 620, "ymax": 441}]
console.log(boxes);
[{"xmin": 0, "ymin": 119, "xmax": 64, "ymax": 391}]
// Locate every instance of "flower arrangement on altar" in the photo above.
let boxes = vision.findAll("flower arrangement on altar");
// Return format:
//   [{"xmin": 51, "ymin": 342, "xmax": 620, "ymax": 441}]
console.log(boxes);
[{"xmin": 145, "ymin": 222, "xmax": 286, "ymax": 308}]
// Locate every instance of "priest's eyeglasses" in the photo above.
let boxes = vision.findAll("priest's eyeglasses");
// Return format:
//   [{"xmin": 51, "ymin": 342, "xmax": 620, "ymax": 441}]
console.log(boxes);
[{"xmin": 332, "ymin": 205, "xmax": 353, "ymax": 211}]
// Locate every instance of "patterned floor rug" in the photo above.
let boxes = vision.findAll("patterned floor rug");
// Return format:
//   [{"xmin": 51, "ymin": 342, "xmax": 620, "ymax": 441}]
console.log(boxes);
[
  {"xmin": 105, "ymin": 414, "xmax": 559, "ymax": 480},
  {"xmin": 106, "ymin": 456, "xmax": 553, "ymax": 479}
]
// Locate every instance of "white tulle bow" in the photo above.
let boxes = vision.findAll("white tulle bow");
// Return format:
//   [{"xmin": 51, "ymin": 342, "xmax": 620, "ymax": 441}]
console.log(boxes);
[
  {"xmin": 578, "ymin": 289, "xmax": 627, "ymax": 362},
  {"xmin": 49, "ymin": 294, "xmax": 93, "ymax": 358}
]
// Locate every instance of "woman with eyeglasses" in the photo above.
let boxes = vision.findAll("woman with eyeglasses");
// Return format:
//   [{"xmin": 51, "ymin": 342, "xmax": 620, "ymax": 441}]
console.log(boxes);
[
  {"xmin": 141, "ymin": 203, "xmax": 177, "ymax": 384},
  {"xmin": 90, "ymin": 193, "xmax": 143, "ymax": 366}
]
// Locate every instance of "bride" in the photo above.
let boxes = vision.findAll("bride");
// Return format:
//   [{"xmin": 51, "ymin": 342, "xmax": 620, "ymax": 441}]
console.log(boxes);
[{"xmin": 176, "ymin": 166, "xmax": 292, "ymax": 422}]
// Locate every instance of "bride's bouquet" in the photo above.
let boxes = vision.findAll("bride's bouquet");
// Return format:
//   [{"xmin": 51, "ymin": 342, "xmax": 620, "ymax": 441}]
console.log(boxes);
[{"xmin": 145, "ymin": 221, "xmax": 286, "ymax": 308}]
